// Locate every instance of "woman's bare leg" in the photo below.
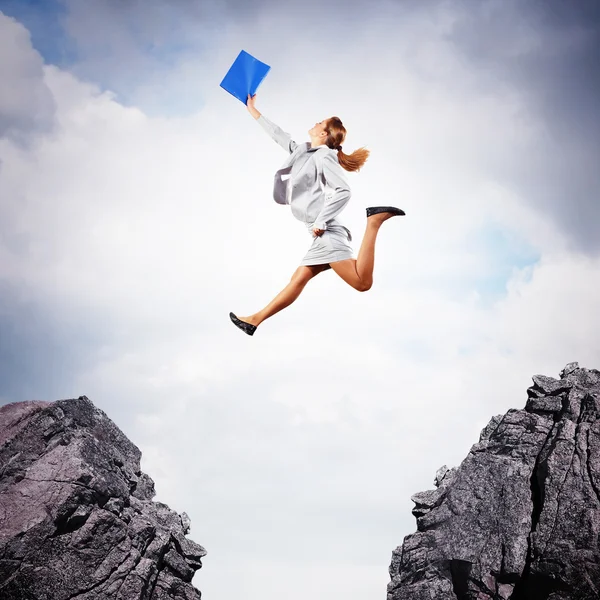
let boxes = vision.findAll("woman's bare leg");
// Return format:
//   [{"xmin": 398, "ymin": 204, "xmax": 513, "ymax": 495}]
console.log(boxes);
[
  {"xmin": 330, "ymin": 212, "xmax": 395, "ymax": 291},
  {"xmin": 237, "ymin": 264, "xmax": 330, "ymax": 327}
]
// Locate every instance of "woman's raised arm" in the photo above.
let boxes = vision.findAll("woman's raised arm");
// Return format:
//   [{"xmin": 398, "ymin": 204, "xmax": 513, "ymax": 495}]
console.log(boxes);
[{"xmin": 248, "ymin": 94, "xmax": 298, "ymax": 154}]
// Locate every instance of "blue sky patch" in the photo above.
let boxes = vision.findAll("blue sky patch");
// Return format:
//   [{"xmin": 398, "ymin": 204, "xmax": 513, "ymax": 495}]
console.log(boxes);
[
  {"xmin": 466, "ymin": 222, "xmax": 540, "ymax": 305},
  {"xmin": 0, "ymin": 0, "xmax": 78, "ymax": 66}
]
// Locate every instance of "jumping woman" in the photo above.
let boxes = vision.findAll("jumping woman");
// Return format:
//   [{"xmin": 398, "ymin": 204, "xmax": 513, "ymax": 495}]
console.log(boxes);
[{"xmin": 229, "ymin": 94, "xmax": 405, "ymax": 336}]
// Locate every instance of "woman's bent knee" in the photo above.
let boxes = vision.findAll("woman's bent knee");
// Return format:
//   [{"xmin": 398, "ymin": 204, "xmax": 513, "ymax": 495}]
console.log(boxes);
[{"xmin": 356, "ymin": 279, "xmax": 372, "ymax": 292}]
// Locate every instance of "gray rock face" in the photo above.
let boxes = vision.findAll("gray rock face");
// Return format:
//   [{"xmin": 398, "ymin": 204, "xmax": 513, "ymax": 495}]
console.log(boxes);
[
  {"xmin": 0, "ymin": 396, "xmax": 206, "ymax": 599},
  {"xmin": 388, "ymin": 363, "xmax": 600, "ymax": 600}
]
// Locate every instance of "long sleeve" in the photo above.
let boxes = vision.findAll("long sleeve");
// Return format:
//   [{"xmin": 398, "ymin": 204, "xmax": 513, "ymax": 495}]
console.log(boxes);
[
  {"xmin": 313, "ymin": 153, "xmax": 351, "ymax": 230},
  {"xmin": 257, "ymin": 114, "xmax": 298, "ymax": 154}
]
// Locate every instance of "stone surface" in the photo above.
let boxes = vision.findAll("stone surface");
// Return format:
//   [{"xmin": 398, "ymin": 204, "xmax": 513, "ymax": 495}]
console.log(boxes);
[
  {"xmin": 388, "ymin": 364, "xmax": 600, "ymax": 600},
  {"xmin": 0, "ymin": 396, "xmax": 206, "ymax": 600}
]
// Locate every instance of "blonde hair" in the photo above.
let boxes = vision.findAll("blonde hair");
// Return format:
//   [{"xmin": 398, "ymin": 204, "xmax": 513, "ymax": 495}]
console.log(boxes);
[{"xmin": 325, "ymin": 116, "xmax": 370, "ymax": 172}]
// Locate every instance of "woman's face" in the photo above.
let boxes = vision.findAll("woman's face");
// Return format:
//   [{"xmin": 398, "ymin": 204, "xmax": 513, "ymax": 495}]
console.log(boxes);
[{"xmin": 308, "ymin": 119, "xmax": 328, "ymax": 139}]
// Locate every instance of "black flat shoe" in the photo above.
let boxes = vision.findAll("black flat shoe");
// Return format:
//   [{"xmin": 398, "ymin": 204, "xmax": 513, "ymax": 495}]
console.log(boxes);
[
  {"xmin": 230, "ymin": 312, "xmax": 257, "ymax": 336},
  {"xmin": 366, "ymin": 206, "xmax": 406, "ymax": 218}
]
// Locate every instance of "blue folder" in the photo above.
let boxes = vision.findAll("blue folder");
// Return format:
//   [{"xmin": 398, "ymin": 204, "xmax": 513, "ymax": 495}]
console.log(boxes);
[{"xmin": 220, "ymin": 50, "xmax": 271, "ymax": 105}]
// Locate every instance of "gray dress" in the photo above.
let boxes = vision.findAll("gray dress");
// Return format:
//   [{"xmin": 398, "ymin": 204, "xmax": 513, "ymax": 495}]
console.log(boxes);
[{"xmin": 257, "ymin": 114, "xmax": 355, "ymax": 266}]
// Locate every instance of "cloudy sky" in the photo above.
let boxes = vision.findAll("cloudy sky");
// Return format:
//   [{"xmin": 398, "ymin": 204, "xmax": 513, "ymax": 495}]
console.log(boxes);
[{"xmin": 1, "ymin": 0, "xmax": 599, "ymax": 598}]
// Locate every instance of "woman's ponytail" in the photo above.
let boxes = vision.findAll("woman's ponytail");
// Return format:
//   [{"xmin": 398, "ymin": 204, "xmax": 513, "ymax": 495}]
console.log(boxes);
[
  {"xmin": 337, "ymin": 147, "xmax": 370, "ymax": 172},
  {"xmin": 325, "ymin": 117, "xmax": 370, "ymax": 172}
]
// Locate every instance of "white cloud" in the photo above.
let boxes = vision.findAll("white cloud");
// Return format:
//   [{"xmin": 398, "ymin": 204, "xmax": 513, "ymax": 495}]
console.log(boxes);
[{"xmin": 1, "ymin": 5, "xmax": 599, "ymax": 600}]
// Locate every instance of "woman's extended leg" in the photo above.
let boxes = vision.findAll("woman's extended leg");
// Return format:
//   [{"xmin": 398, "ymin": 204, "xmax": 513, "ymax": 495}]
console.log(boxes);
[
  {"xmin": 330, "ymin": 212, "xmax": 398, "ymax": 291},
  {"xmin": 236, "ymin": 264, "xmax": 330, "ymax": 328}
]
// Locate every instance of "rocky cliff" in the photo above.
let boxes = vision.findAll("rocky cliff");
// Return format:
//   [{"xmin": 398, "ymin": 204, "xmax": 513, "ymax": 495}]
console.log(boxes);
[
  {"xmin": 0, "ymin": 396, "xmax": 205, "ymax": 600},
  {"xmin": 388, "ymin": 362, "xmax": 600, "ymax": 600}
]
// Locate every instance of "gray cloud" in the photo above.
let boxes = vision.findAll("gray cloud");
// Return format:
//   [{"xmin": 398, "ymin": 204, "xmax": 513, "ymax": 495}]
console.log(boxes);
[
  {"xmin": 0, "ymin": 285, "xmax": 85, "ymax": 403},
  {"xmin": 0, "ymin": 12, "xmax": 56, "ymax": 140},
  {"xmin": 445, "ymin": 0, "xmax": 600, "ymax": 253}
]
